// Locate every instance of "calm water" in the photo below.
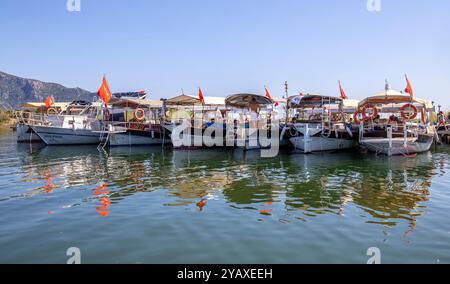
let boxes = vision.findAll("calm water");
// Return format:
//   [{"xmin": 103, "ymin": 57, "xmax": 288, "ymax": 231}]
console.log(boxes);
[{"xmin": 1, "ymin": 129, "xmax": 450, "ymax": 264}]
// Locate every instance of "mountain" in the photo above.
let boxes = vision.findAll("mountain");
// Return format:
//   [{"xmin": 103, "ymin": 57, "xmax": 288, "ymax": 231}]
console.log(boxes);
[{"xmin": 0, "ymin": 71, "xmax": 96, "ymax": 109}]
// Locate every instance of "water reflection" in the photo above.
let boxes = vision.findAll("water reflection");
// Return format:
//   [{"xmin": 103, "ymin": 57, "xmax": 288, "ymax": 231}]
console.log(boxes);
[
  {"xmin": 93, "ymin": 184, "xmax": 111, "ymax": 217},
  {"xmin": 11, "ymin": 142, "xmax": 440, "ymax": 230}
]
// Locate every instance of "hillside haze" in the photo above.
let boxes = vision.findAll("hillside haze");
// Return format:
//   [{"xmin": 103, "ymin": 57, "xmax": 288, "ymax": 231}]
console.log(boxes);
[{"xmin": 0, "ymin": 71, "xmax": 96, "ymax": 109}]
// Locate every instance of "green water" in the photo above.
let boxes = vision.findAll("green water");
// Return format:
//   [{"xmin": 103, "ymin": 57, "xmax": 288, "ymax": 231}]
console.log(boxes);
[{"xmin": 0, "ymin": 129, "xmax": 449, "ymax": 264}]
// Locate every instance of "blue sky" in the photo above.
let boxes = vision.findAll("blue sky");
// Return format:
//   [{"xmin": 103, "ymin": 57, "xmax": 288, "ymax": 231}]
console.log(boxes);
[{"xmin": 0, "ymin": 0, "xmax": 449, "ymax": 107}]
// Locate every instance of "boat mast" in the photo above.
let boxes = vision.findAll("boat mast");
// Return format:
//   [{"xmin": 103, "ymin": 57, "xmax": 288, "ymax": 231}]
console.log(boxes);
[{"xmin": 284, "ymin": 81, "xmax": 289, "ymax": 124}]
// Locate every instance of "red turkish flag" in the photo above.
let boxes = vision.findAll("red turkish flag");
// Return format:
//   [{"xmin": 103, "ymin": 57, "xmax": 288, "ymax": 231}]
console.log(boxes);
[
  {"xmin": 265, "ymin": 86, "xmax": 278, "ymax": 106},
  {"xmin": 405, "ymin": 75, "xmax": 414, "ymax": 98},
  {"xmin": 339, "ymin": 81, "xmax": 348, "ymax": 100},
  {"xmin": 265, "ymin": 87, "xmax": 273, "ymax": 100},
  {"xmin": 198, "ymin": 87, "xmax": 205, "ymax": 105},
  {"xmin": 44, "ymin": 96, "xmax": 55, "ymax": 108},
  {"xmin": 97, "ymin": 75, "xmax": 112, "ymax": 107}
]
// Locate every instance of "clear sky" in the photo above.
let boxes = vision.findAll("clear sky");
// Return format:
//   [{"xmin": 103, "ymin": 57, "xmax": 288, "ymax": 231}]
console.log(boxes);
[{"xmin": 0, "ymin": 0, "xmax": 449, "ymax": 107}]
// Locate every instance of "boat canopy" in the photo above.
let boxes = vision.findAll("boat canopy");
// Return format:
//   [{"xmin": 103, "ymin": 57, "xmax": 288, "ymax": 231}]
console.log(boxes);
[
  {"xmin": 20, "ymin": 102, "xmax": 70, "ymax": 110},
  {"xmin": 109, "ymin": 97, "xmax": 162, "ymax": 108},
  {"xmin": 225, "ymin": 93, "xmax": 273, "ymax": 108},
  {"xmin": 342, "ymin": 99, "xmax": 359, "ymax": 108},
  {"xmin": 164, "ymin": 94, "xmax": 226, "ymax": 106},
  {"xmin": 288, "ymin": 94, "xmax": 342, "ymax": 108},
  {"xmin": 358, "ymin": 90, "xmax": 433, "ymax": 110},
  {"xmin": 341, "ymin": 99, "xmax": 359, "ymax": 112}
]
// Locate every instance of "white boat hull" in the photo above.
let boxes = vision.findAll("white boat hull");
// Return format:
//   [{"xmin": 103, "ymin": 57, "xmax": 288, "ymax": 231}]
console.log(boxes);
[
  {"xmin": 171, "ymin": 134, "xmax": 209, "ymax": 148},
  {"xmin": 109, "ymin": 132, "xmax": 167, "ymax": 146},
  {"xmin": 31, "ymin": 125, "xmax": 101, "ymax": 145},
  {"xmin": 360, "ymin": 135, "xmax": 434, "ymax": 156},
  {"xmin": 16, "ymin": 124, "xmax": 42, "ymax": 143},
  {"xmin": 290, "ymin": 136, "xmax": 357, "ymax": 153},
  {"xmin": 168, "ymin": 123, "xmax": 284, "ymax": 149}
]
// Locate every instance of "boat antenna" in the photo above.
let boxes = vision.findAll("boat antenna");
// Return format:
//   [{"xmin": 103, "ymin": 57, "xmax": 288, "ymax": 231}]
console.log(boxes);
[
  {"xmin": 284, "ymin": 81, "xmax": 289, "ymax": 99},
  {"xmin": 284, "ymin": 81, "xmax": 289, "ymax": 124},
  {"xmin": 385, "ymin": 79, "xmax": 391, "ymax": 96}
]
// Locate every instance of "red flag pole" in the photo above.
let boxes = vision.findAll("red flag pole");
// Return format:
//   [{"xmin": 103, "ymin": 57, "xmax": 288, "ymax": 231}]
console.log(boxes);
[
  {"xmin": 338, "ymin": 80, "xmax": 348, "ymax": 100},
  {"xmin": 405, "ymin": 74, "xmax": 414, "ymax": 98}
]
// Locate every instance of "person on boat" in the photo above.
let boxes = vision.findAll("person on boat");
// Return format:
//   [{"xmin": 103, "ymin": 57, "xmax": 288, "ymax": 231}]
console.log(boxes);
[
  {"xmin": 389, "ymin": 114, "xmax": 400, "ymax": 124},
  {"xmin": 373, "ymin": 114, "xmax": 383, "ymax": 130},
  {"xmin": 249, "ymin": 97, "xmax": 260, "ymax": 113},
  {"xmin": 293, "ymin": 112, "xmax": 301, "ymax": 123},
  {"xmin": 206, "ymin": 118, "xmax": 216, "ymax": 128},
  {"xmin": 322, "ymin": 107, "xmax": 329, "ymax": 122},
  {"xmin": 437, "ymin": 111, "xmax": 447, "ymax": 130}
]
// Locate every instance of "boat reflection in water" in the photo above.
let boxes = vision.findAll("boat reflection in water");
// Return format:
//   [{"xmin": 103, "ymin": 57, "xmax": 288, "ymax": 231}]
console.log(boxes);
[{"xmin": 17, "ymin": 144, "xmax": 434, "ymax": 232}]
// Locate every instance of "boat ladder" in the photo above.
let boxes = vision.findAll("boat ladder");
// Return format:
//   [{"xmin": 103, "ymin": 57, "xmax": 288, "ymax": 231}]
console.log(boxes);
[{"xmin": 98, "ymin": 124, "xmax": 110, "ymax": 150}]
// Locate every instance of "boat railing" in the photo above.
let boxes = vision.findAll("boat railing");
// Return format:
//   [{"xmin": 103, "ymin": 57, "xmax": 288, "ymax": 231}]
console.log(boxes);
[
  {"xmin": 16, "ymin": 111, "xmax": 103, "ymax": 130},
  {"xmin": 107, "ymin": 120, "xmax": 162, "ymax": 132},
  {"xmin": 359, "ymin": 120, "xmax": 426, "ymax": 144},
  {"xmin": 14, "ymin": 112, "xmax": 52, "ymax": 126}
]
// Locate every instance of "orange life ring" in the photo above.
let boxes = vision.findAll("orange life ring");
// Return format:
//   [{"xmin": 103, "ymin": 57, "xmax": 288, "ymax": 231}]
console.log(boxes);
[
  {"xmin": 134, "ymin": 108, "xmax": 145, "ymax": 121},
  {"xmin": 47, "ymin": 108, "xmax": 58, "ymax": 115},
  {"xmin": 400, "ymin": 103, "xmax": 418, "ymax": 120},
  {"xmin": 362, "ymin": 106, "xmax": 378, "ymax": 120}
]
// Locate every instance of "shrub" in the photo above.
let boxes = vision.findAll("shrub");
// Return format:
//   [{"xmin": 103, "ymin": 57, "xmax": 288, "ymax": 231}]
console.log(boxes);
[{"xmin": 0, "ymin": 110, "xmax": 10, "ymax": 123}]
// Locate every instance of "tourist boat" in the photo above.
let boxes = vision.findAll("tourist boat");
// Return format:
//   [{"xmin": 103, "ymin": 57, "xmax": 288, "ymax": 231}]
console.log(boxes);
[
  {"xmin": 15, "ymin": 102, "xmax": 68, "ymax": 142},
  {"xmin": 30, "ymin": 102, "xmax": 103, "ymax": 145},
  {"xmin": 284, "ymin": 94, "xmax": 357, "ymax": 153},
  {"xmin": 163, "ymin": 94, "xmax": 226, "ymax": 148},
  {"xmin": 224, "ymin": 93, "xmax": 284, "ymax": 150},
  {"xmin": 99, "ymin": 97, "xmax": 170, "ymax": 147},
  {"xmin": 357, "ymin": 90, "xmax": 435, "ymax": 156},
  {"xmin": 16, "ymin": 118, "xmax": 46, "ymax": 143}
]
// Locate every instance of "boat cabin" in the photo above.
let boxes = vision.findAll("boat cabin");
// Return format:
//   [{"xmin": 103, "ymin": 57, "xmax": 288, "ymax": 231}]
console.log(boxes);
[
  {"xmin": 287, "ymin": 94, "xmax": 345, "ymax": 124},
  {"xmin": 357, "ymin": 90, "xmax": 435, "ymax": 156}
]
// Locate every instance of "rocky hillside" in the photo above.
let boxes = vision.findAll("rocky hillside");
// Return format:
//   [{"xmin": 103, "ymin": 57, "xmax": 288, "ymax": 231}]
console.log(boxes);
[{"xmin": 0, "ymin": 71, "xmax": 96, "ymax": 109}]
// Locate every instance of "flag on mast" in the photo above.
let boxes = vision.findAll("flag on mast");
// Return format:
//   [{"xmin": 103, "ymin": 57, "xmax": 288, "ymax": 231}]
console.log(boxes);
[
  {"xmin": 405, "ymin": 74, "xmax": 414, "ymax": 98},
  {"xmin": 44, "ymin": 96, "xmax": 55, "ymax": 108},
  {"xmin": 97, "ymin": 75, "xmax": 112, "ymax": 107},
  {"xmin": 265, "ymin": 86, "xmax": 278, "ymax": 106},
  {"xmin": 385, "ymin": 79, "xmax": 391, "ymax": 92},
  {"xmin": 198, "ymin": 87, "xmax": 205, "ymax": 105},
  {"xmin": 338, "ymin": 81, "xmax": 348, "ymax": 100},
  {"xmin": 265, "ymin": 86, "xmax": 273, "ymax": 100}
]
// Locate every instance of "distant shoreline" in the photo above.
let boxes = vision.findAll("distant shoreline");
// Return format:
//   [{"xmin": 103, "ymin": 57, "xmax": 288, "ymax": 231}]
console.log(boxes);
[{"xmin": 0, "ymin": 111, "xmax": 15, "ymax": 129}]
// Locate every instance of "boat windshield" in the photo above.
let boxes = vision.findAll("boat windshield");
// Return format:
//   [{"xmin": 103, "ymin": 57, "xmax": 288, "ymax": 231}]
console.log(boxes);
[{"xmin": 287, "ymin": 95, "xmax": 343, "ymax": 123}]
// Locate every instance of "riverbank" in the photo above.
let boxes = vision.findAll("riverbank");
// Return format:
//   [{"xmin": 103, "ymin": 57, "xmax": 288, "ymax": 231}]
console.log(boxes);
[{"xmin": 0, "ymin": 111, "xmax": 15, "ymax": 129}]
